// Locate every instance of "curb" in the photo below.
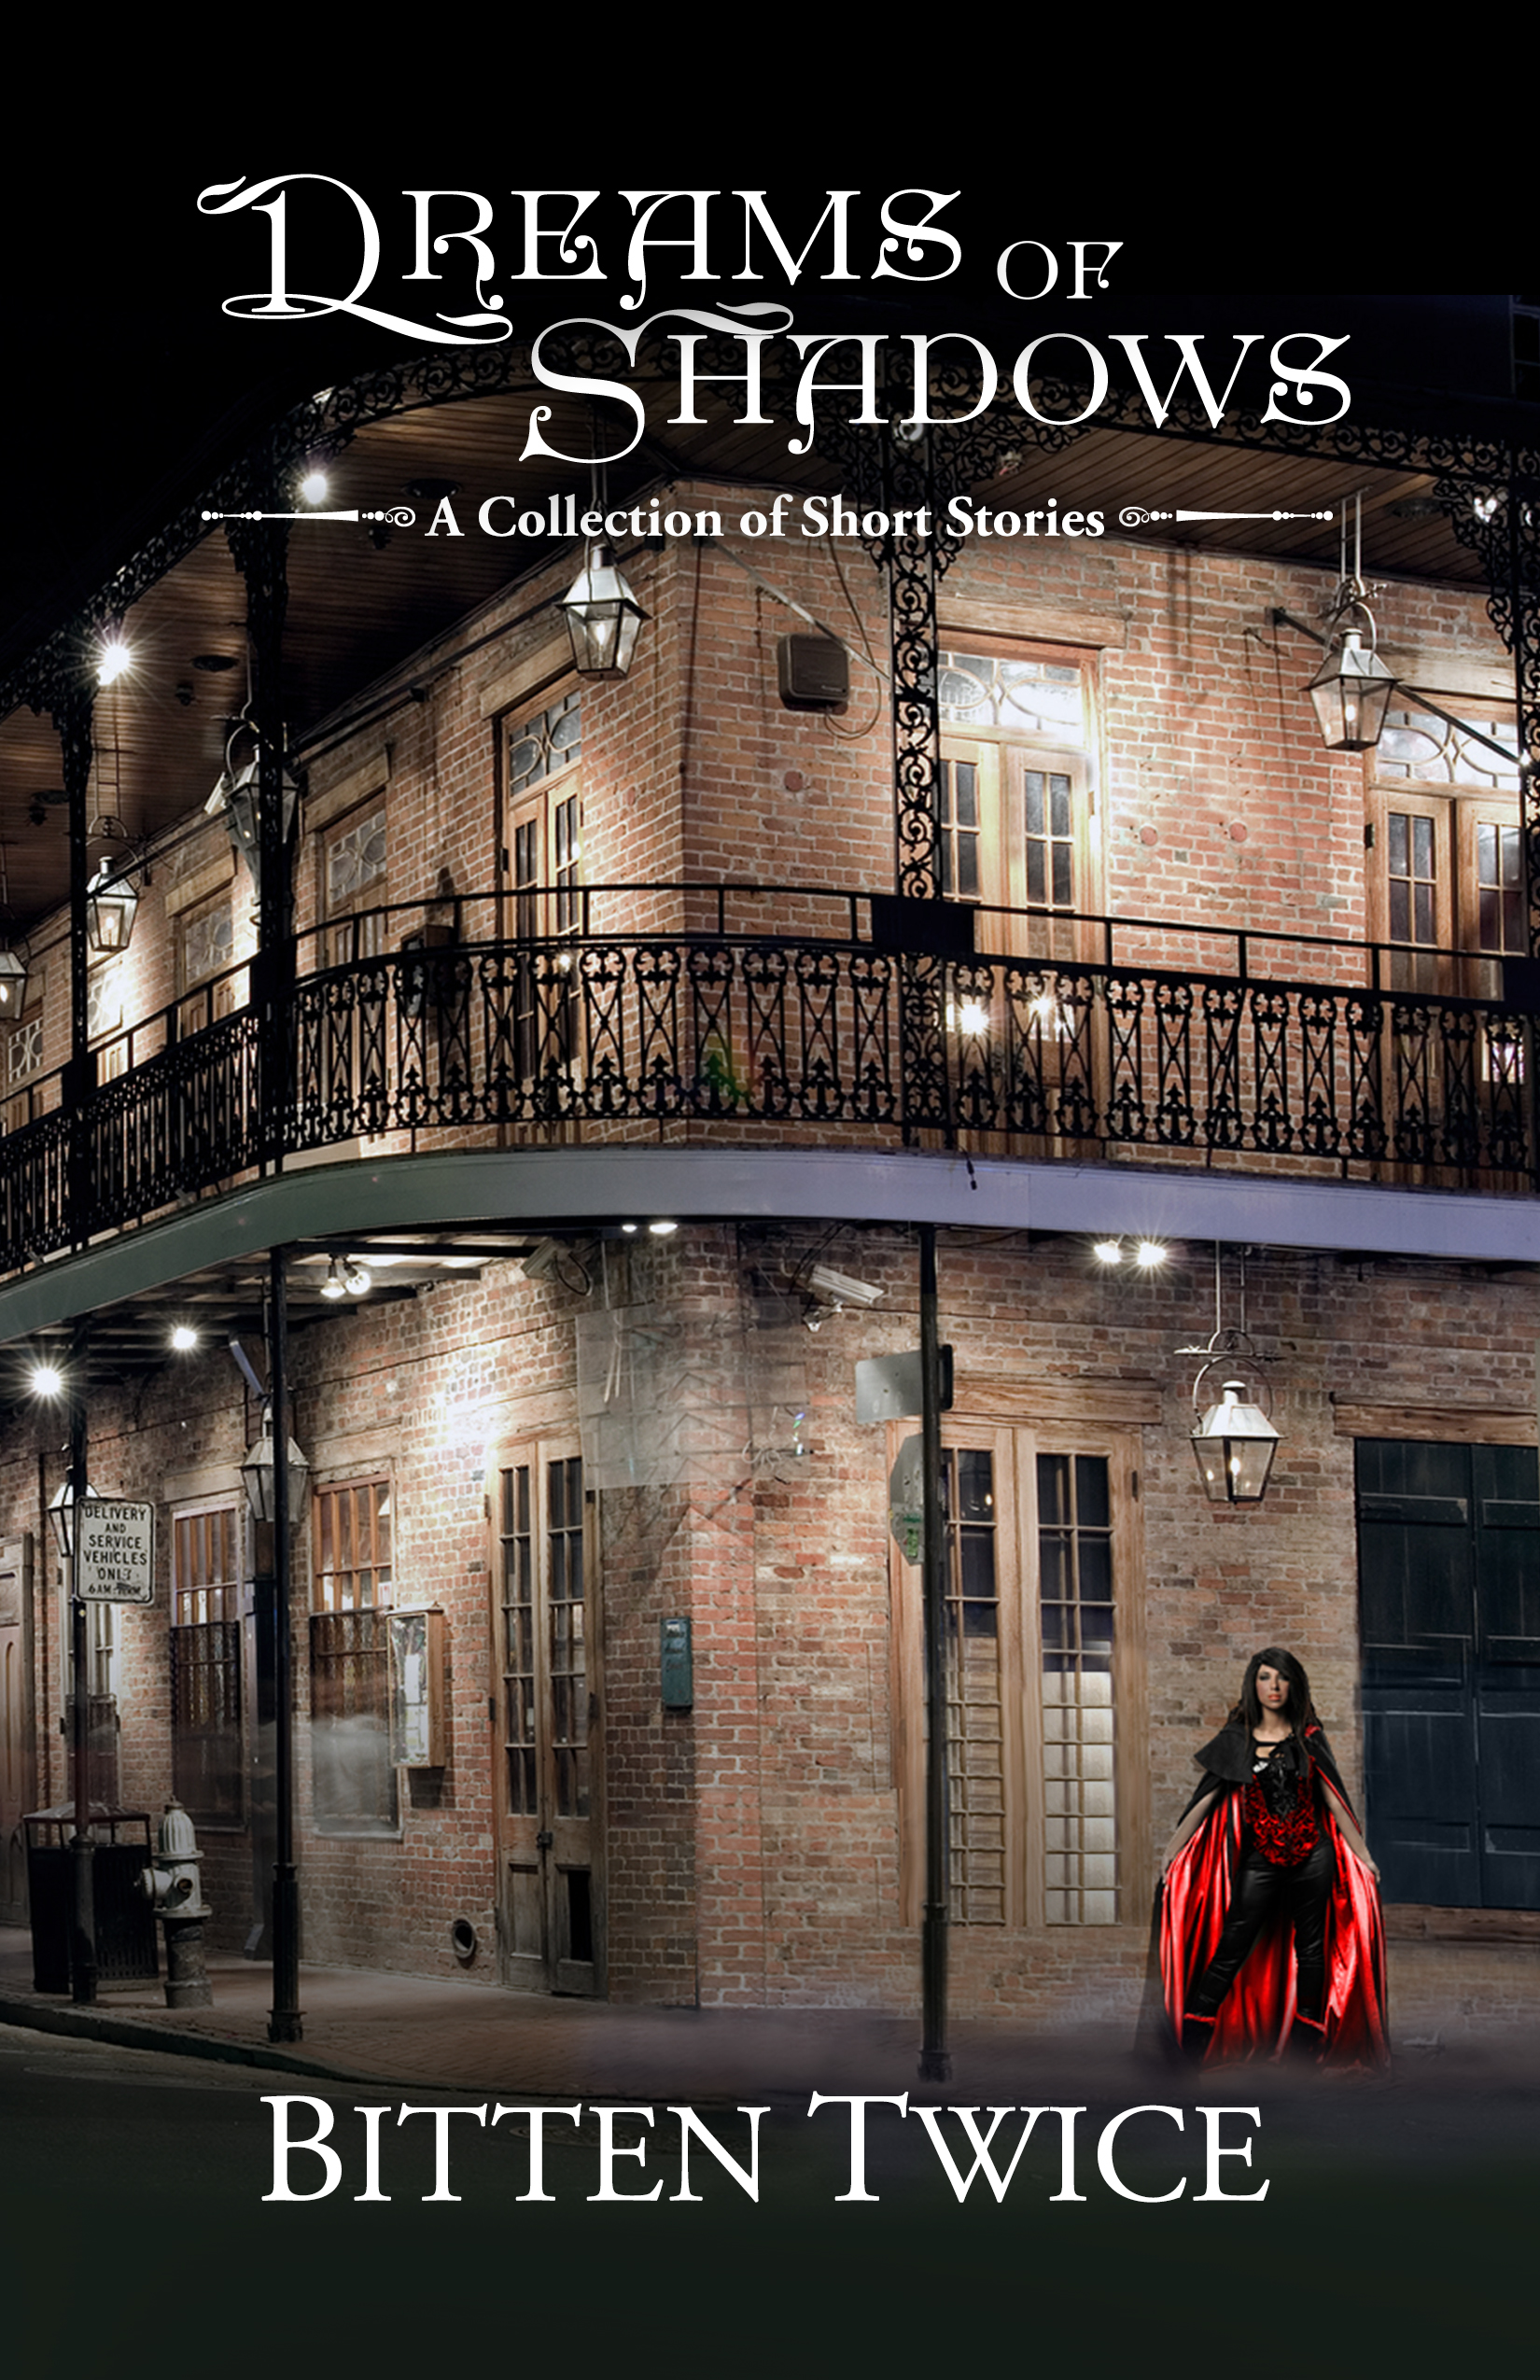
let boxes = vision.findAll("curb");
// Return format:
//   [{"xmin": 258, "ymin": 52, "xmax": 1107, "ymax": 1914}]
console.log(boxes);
[{"xmin": 0, "ymin": 1989, "xmax": 385, "ymax": 2088}]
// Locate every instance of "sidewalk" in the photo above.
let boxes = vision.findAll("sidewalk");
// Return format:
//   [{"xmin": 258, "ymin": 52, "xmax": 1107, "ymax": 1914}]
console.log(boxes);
[
  {"xmin": 4, "ymin": 1924, "xmax": 1537, "ymax": 2106},
  {"xmin": 0, "ymin": 1926, "xmax": 1133, "ymax": 2100}
]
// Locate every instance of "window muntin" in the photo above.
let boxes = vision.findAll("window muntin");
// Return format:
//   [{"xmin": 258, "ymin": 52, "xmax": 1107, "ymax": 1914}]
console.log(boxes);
[
  {"xmin": 7, "ymin": 1015, "xmax": 40, "ymax": 1088},
  {"xmin": 939, "ymin": 648, "xmax": 1087, "ymax": 743},
  {"xmin": 895, "ymin": 1424, "xmax": 1138, "ymax": 1933},
  {"xmin": 942, "ymin": 1448, "xmax": 1005, "ymax": 1925},
  {"xmin": 325, "ymin": 804, "xmax": 387, "ymax": 911},
  {"xmin": 497, "ymin": 1452, "xmax": 588, "ymax": 1823},
  {"xmin": 1038, "ymin": 1452, "xmax": 1118, "ymax": 1925},
  {"xmin": 507, "ymin": 690, "xmax": 581, "ymax": 797},
  {"xmin": 1376, "ymin": 706, "xmax": 1519, "ymax": 797},
  {"xmin": 322, "ymin": 799, "xmax": 388, "ymax": 968},
  {"xmin": 171, "ymin": 1505, "xmax": 245, "ymax": 1827},
  {"xmin": 309, "ymin": 1477, "xmax": 396, "ymax": 1833}
]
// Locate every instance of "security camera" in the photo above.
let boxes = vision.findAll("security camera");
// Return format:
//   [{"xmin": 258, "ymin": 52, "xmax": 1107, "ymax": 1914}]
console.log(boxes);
[{"xmin": 806, "ymin": 1264, "xmax": 884, "ymax": 1310}]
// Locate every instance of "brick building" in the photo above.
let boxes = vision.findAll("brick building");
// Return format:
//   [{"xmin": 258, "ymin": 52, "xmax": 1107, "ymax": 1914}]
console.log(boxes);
[{"xmin": 0, "ymin": 311, "xmax": 1536, "ymax": 2043}]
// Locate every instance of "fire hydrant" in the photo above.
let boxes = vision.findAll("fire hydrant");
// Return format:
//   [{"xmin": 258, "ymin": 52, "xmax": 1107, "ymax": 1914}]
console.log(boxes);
[{"xmin": 139, "ymin": 1798, "xmax": 214, "ymax": 2009}]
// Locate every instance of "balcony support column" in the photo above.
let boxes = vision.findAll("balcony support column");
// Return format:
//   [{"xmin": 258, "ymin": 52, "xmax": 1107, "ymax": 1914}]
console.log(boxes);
[
  {"xmin": 1450, "ymin": 458, "xmax": 1540, "ymax": 1183},
  {"xmin": 226, "ymin": 509, "xmax": 294, "ymax": 1171},
  {"xmin": 66, "ymin": 1317, "xmax": 95, "ymax": 2006},
  {"xmin": 49, "ymin": 679, "xmax": 95, "ymax": 1243},
  {"xmin": 264, "ymin": 1246, "xmax": 302, "ymax": 2044}
]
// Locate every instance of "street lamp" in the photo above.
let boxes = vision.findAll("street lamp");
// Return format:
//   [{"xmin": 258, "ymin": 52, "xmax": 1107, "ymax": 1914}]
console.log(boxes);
[
  {"xmin": 48, "ymin": 1476, "xmax": 102, "ymax": 1560},
  {"xmin": 240, "ymin": 1409, "xmax": 311, "ymax": 1523}
]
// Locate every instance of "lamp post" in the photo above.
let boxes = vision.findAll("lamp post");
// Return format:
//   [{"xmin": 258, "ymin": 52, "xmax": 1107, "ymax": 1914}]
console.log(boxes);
[
  {"xmin": 917, "ymin": 1222, "xmax": 951, "ymax": 2083},
  {"xmin": 54, "ymin": 1332, "xmax": 98, "ymax": 2003},
  {"xmin": 250, "ymin": 1249, "xmax": 305, "ymax": 2043}
]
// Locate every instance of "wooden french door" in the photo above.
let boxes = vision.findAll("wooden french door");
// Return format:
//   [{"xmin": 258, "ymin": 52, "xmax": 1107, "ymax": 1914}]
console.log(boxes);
[
  {"xmin": 490, "ymin": 1440, "xmax": 602, "ymax": 1993},
  {"xmin": 1356, "ymin": 1438, "xmax": 1540, "ymax": 1910}
]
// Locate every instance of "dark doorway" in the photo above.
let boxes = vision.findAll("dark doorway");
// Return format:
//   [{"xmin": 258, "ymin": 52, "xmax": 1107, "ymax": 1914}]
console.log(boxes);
[{"xmin": 1356, "ymin": 1438, "xmax": 1540, "ymax": 1910}]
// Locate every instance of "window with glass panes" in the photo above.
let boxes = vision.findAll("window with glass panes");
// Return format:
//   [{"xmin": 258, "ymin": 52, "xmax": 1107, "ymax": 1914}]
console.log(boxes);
[
  {"xmin": 171, "ymin": 1506, "xmax": 245, "ymax": 1827},
  {"xmin": 1368, "ymin": 705, "xmax": 1522, "ymax": 996},
  {"xmin": 309, "ymin": 1477, "xmax": 396, "ymax": 1832},
  {"xmin": 935, "ymin": 645, "xmax": 1098, "ymax": 961},
  {"xmin": 1037, "ymin": 1452, "xmax": 1118, "ymax": 1924},
  {"xmin": 503, "ymin": 693, "xmax": 582, "ymax": 1081},
  {"xmin": 894, "ymin": 1424, "xmax": 1137, "ymax": 1932}
]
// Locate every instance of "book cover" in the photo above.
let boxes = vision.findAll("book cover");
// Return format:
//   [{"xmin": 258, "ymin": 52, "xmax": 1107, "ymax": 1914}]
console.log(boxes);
[{"xmin": 0, "ymin": 145, "xmax": 1531, "ymax": 2370}]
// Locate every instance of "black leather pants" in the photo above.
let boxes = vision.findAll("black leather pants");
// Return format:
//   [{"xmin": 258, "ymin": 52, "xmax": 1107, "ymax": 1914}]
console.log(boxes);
[{"xmin": 1188, "ymin": 1835, "xmax": 1333, "ymax": 2024}]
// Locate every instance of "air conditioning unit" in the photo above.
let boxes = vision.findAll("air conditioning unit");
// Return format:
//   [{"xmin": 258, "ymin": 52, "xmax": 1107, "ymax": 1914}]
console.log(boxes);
[{"xmin": 777, "ymin": 634, "xmax": 849, "ymax": 713}]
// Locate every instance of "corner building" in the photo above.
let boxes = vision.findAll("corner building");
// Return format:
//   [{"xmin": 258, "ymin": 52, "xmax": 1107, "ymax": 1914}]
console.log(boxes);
[{"xmin": 1, "ymin": 332, "xmax": 1536, "ymax": 2041}]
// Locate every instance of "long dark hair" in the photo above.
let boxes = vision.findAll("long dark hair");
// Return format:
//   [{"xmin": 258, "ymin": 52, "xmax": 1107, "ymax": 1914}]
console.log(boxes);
[{"xmin": 1229, "ymin": 1645, "xmax": 1321, "ymax": 1736}]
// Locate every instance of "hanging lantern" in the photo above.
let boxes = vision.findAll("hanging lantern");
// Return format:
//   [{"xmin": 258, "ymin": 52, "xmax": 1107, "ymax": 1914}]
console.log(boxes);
[
  {"xmin": 205, "ymin": 728, "xmax": 301, "ymax": 894},
  {"xmin": 1306, "ymin": 621, "xmax": 1396, "ymax": 752},
  {"xmin": 48, "ymin": 1477, "xmax": 103, "ymax": 1560},
  {"xmin": 1191, "ymin": 1379, "xmax": 1281, "ymax": 1505},
  {"xmin": 0, "ymin": 943, "xmax": 30, "ymax": 1017},
  {"xmin": 240, "ymin": 1411, "xmax": 311, "ymax": 1522},
  {"xmin": 85, "ymin": 858, "xmax": 140, "ymax": 953},
  {"xmin": 561, "ymin": 543, "xmax": 647, "ymax": 679}
]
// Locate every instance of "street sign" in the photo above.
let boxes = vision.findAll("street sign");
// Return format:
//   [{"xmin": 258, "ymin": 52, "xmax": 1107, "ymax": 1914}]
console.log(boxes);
[{"xmin": 75, "ymin": 1500, "xmax": 155, "ymax": 1603}]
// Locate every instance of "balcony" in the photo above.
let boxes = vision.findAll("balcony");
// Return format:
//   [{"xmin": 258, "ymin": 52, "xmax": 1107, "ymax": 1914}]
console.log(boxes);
[{"xmin": 2, "ymin": 884, "xmax": 1534, "ymax": 1276}]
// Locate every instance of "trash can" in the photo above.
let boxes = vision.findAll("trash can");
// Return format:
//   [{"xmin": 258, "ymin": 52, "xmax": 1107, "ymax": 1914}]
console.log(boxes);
[{"xmin": 24, "ymin": 1807, "xmax": 159, "ymax": 1993}]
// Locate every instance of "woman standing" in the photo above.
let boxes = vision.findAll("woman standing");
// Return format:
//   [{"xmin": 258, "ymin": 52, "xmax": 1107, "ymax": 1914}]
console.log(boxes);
[{"xmin": 1154, "ymin": 1647, "xmax": 1389, "ymax": 2067}]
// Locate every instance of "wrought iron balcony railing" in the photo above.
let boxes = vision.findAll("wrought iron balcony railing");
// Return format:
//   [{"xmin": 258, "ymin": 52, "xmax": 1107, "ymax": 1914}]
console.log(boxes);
[{"xmin": 0, "ymin": 885, "xmax": 1533, "ymax": 1275}]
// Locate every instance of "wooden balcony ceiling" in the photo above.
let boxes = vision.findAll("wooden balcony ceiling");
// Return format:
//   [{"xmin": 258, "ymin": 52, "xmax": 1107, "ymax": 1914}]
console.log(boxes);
[
  {"xmin": 0, "ymin": 371, "xmax": 1498, "ymax": 931},
  {"xmin": 7, "ymin": 1231, "xmax": 539, "ymax": 1396}
]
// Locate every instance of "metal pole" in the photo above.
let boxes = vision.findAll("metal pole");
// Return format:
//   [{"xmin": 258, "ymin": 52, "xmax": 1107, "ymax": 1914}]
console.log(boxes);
[
  {"xmin": 67, "ymin": 1323, "xmax": 95, "ymax": 2004},
  {"xmin": 917, "ymin": 1222, "xmax": 950, "ymax": 2082},
  {"xmin": 267, "ymin": 1247, "xmax": 301, "ymax": 2042}
]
